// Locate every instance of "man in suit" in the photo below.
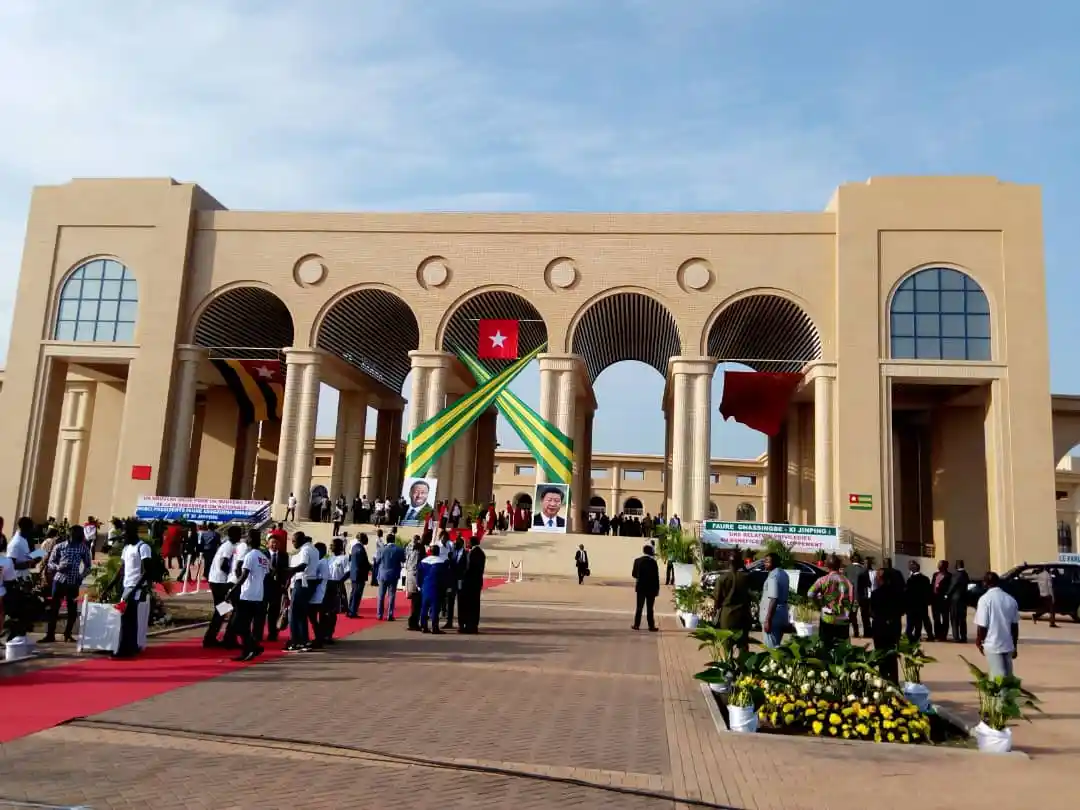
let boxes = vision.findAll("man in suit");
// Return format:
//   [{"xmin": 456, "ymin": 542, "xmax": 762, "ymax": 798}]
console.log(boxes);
[
  {"xmin": 871, "ymin": 559, "xmax": 905, "ymax": 683},
  {"xmin": 631, "ymin": 545, "xmax": 660, "ymax": 631},
  {"xmin": 855, "ymin": 558, "xmax": 875, "ymax": 638},
  {"xmin": 444, "ymin": 537, "xmax": 468, "ymax": 630},
  {"xmin": 931, "ymin": 560, "xmax": 953, "ymax": 641},
  {"xmin": 948, "ymin": 559, "xmax": 971, "ymax": 642},
  {"xmin": 904, "ymin": 559, "xmax": 933, "ymax": 642},
  {"xmin": 262, "ymin": 531, "xmax": 290, "ymax": 641},
  {"xmin": 403, "ymin": 480, "xmax": 431, "ymax": 523},
  {"xmin": 347, "ymin": 533, "xmax": 371, "ymax": 618},
  {"xmin": 533, "ymin": 486, "xmax": 567, "ymax": 529},
  {"xmin": 458, "ymin": 537, "xmax": 486, "ymax": 633}
]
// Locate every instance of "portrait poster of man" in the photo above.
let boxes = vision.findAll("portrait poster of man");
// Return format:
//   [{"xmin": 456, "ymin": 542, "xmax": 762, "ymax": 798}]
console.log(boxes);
[
  {"xmin": 531, "ymin": 483, "xmax": 569, "ymax": 533},
  {"xmin": 401, "ymin": 477, "xmax": 438, "ymax": 525}
]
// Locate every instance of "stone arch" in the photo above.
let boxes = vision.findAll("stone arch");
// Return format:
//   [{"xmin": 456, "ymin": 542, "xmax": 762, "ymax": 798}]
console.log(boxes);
[
  {"xmin": 312, "ymin": 284, "xmax": 420, "ymax": 393},
  {"xmin": 514, "ymin": 491, "xmax": 533, "ymax": 510},
  {"xmin": 886, "ymin": 265, "xmax": 992, "ymax": 362},
  {"xmin": 623, "ymin": 496, "xmax": 644, "ymax": 514},
  {"xmin": 736, "ymin": 502, "xmax": 757, "ymax": 522},
  {"xmin": 437, "ymin": 285, "xmax": 549, "ymax": 374},
  {"xmin": 703, "ymin": 289, "xmax": 822, "ymax": 372},
  {"xmin": 53, "ymin": 256, "xmax": 139, "ymax": 343},
  {"xmin": 191, "ymin": 283, "xmax": 295, "ymax": 357},
  {"xmin": 708, "ymin": 502, "xmax": 719, "ymax": 519},
  {"xmin": 589, "ymin": 495, "xmax": 607, "ymax": 511},
  {"xmin": 567, "ymin": 287, "xmax": 683, "ymax": 381}
]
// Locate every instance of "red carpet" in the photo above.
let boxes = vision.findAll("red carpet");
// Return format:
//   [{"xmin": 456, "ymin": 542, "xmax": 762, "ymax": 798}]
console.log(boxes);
[{"xmin": 0, "ymin": 579, "xmax": 502, "ymax": 744}]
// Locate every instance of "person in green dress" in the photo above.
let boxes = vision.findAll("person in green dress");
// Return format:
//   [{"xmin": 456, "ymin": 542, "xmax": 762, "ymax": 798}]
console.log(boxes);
[{"xmin": 713, "ymin": 556, "xmax": 752, "ymax": 648}]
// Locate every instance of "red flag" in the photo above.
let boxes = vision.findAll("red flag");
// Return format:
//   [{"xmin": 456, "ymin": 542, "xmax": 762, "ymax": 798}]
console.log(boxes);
[
  {"xmin": 238, "ymin": 359, "xmax": 284, "ymax": 385},
  {"xmin": 718, "ymin": 371, "xmax": 803, "ymax": 437},
  {"xmin": 477, "ymin": 319, "xmax": 519, "ymax": 359}
]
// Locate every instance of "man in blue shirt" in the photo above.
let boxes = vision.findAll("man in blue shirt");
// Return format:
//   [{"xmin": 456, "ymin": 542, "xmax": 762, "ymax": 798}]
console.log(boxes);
[
  {"xmin": 760, "ymin": 552, "xmax": 790, "ymax": 649},
  {"xmin": 42, "ymin": 525, "xmax": 93, "ymax": 643},
  {"xmin": 375, "ymin": 538, "xmax": 406, "ymax": 620}
]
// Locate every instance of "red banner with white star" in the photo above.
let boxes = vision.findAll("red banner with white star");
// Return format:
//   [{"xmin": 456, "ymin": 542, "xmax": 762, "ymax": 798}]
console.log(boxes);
[{"xmin": 477, "ymin": 319, "xmax": 519, "ymax": 359}]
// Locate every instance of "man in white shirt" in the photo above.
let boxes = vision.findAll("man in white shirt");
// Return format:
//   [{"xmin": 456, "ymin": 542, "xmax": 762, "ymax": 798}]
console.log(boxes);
[
  {"xmin": 107, "ymin": 521, "xmax": 151, "ymax": 658},
  {"xmin": 285, "ymin": 532, "xmax": 320, "ymax": 651},
  {"xmin": 975, "ymin": 571, "xmax": 1020, "ymax": 678},
  {"xmin": 203, "ymin": 525, "xmax": 239, "ymax": 648},
  {"xmin": 320, "ymin": 537, "xmax": 349, "ymax": 643},
  {"xmin": 285, "ymin": 492, "xmax": 297, "ymax": 522},
  {"xmin": 305, "ymin": 543, "xmax": 330, "ymax": 650},
  {"xmin": 226, "ymin": 531, "xmax": 270, "ymax": 662},
  {"xmin": 7, "ymin": 518, "xmax": 34, "ymax": 581},
  {"xmin": 4, "ymin": 517, "xmax": 37, "ymax": 642},
  {"xmin": 83, "ymin": 517, "xmax": 99, "ymax": 555}
]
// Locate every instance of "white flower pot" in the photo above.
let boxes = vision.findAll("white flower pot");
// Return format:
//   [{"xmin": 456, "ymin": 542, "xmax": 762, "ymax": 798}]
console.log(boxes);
[
  {"xmin": 974, "ymin": 721, "xmax": 1013, "ymax": 754},
  {"xmin": 794, "ymin": 621, "xmax": 817, "ymax": 637},
  {"xmin": 678, "ymin": 611, "xmax": 700, "ymax": 629},
  {"xmin": 709, "ymin": 681, "xmax": 730, "ymax": 695},
  {"xmin": 903, "ymin": 682, "xmax": 932, "ymax": 713},
  {"xmin": 727, "ymin": 704, "xmax": 759, "ymax": 733},
  {"xmin": 4, "ymin": 638, "xmax": 34, "ymax": 662},
  {"xmin": 672, "ymin": 563, "xmax": 696, "ymax": 588}
]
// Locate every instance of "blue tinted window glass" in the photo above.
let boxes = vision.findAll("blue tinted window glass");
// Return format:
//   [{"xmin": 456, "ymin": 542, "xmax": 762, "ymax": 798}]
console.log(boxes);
[
  {"xmin": 889, "ymin": 267, "xmax": 992, "ymax": 361},
  {"xmin": 52, "ymin": 259, "xmax": 138, "ymax": 342}
]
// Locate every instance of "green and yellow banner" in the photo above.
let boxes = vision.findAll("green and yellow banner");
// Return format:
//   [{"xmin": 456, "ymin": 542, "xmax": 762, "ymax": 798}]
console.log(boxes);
[
  {"xmin": 404, "ymin": 344, "xmax": 544, "ymax": 479},
  {"xmin": 457, "ymin": 351, "xmax": 573, "ymax": 485}
]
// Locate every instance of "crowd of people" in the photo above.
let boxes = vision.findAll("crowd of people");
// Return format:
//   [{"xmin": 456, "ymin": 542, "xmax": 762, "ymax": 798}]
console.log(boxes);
[
  {"xmin": 705, "ymin": 551, "xmax": 1024, "ymax": 682},
  {"xmin": 199, "ymin": 524, "xmax": 488, "ymax": 661}
]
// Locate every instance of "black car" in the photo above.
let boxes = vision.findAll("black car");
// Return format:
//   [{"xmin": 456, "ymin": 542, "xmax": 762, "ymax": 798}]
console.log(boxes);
[
  {"xmin": 965, "ymin": 562, "xmax": 1080, "ymax": 622},
  {"xmin": 702, "ymin": 559, "xmax": 827, "ymax": 596}
]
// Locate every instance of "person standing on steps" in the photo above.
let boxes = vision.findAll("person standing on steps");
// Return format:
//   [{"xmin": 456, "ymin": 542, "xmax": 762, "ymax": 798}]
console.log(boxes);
[
  {"xmin": 631, "ymin": 544, "xmax": 660, "ymax": 631},
  {"xmin": 285, "ymin": 492, "xmax": 297, "ymax": 522},
  {"xmin": 575, "ymin": 544, "xmax": 589, "ymax": 584}
]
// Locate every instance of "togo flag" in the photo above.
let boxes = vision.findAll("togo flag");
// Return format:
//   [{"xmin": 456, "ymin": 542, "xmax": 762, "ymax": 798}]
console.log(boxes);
[
  {"xmin": 457, "ymin": 351, "xmax": 573, "ymax": 485},
  {"xmin": 404, "ymin": 343, "xmax": 545, "ymax": 478}
]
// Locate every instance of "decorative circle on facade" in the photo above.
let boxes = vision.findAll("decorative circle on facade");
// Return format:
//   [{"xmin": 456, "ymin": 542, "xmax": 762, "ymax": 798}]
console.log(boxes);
[
  {"xmin": 545, "ymin": 257, "xmax": 578, "ymax": 290},
  {"xmin": 678, "ymin": 258, "xmax": 713, "ymax": 292},
  {"xmin": 417, "ymin": 257, "xmax": 451, "ymax": 289},
  {"xmin": 294, "ymin": 256, "xmax": 328, "ymax": 287}
]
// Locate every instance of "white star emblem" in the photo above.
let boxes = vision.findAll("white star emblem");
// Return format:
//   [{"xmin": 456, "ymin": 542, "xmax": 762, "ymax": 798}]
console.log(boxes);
[
  {"xmin": 489, "ymin": 331, "xmax": 507, "ymax": 348},
  {"xmin": 254, "ymin": 365, "xmax": 275, "ymax": 379}
]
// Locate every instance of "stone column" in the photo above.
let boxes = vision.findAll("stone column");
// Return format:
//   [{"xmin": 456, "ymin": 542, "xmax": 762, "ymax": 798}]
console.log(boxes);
[
  {"xmin": 289, "ymin": 353, "xmax": 322, "ymax": 519},
  {"xmin": 359, "ymin": 447, "xmax": 374, "ymax": 498},
  {"xmin": 273, "ymin": 349, "xmax": 306, "ymax": 514},
  {"xmin": 164, "ymin": 345, "xmax": 205, "ymax": 495},
  {"xmin": 472, "ymin": 410, "xmax": 498, "ymax": 504},
  {"xmin": 668, "ymin": 362, "xmax": 693, "ymax": 523},
  {"xmin": 237, "ymin": 421, "xmax": 259, "ymax": 500},
  {"xmin": 452, "ymin": 421, "xmax": 477, "ymax": 505},
  {"xmin": 610, "ymin": 461, "xmax": 621, "ymax": 515},
  {"xmin": 583, "ymin": 410, "xmax": 595, "ymax": 513},
  {"xmin": 663, "ymin": 404, "xmax": 673, "ymax": 517},
  {"xmin": 689, "ymin": 361, "xmax": 716, "ymax": 525},
  {"xmin": 766, "ymin": 429, "xmax": 787, "ymax": 523},
  {"xmin": 571, "ymin": 409, "xmax": 588, "ymax": 531},
  {"xmin": 407, "ymin": 351, "xmax": 453, "ymax": 479},
  {"xmin": 50, "ymin": 388, "xmax": 81, "ymax": 520},
  {"xmin": 370, "ymin": 409, "xmax": 395, "ymax": 498},
  {"xmin": 383, "ymin": 408, "xmax": 405, "ymax": 496},
  {"xmin": 536, "ymin": 356, "xmax": 559, "ymax": 486},
  {"xmin": 340, "ymin": 391, "xmax": 368, "ymax": 501},
  {"xmin": 329, "ymin": 394, "xmax": 350, "ymax": 502},
  {"xmin": 814, "ymin": 374, "xmax": 836, "ymax": 526}
]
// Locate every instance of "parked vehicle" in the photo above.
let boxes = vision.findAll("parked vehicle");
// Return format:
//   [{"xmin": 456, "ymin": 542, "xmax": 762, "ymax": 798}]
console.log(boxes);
[
  {"xmin": 702, "ymin": 559, "xmax": 826, "ymax": 596},
  {"xmin": 965, "ymin": 562, "xmax": 1080, "ymax": 622}
]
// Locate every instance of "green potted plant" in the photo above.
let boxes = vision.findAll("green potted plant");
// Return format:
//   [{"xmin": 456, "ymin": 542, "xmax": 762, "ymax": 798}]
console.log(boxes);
[
  {"xmin": 790, "ymin": 593, "xmax": 819, "ymax": 637},
  {"xmin": 898, "ymin": 637, "xmax": 937, "ymax": 712},
  {"xmin": 960, "ymin": 656, "xmax": 1041, "ymax": 753},
  {"xmin": 726, "ymin": 673, "xmax": 766, "ymax": 733},
  {"xmin": 673, "ymin": 583, "xmax": 705, "ymax": 628},
  {"xmin": 665, "ymin": 530, "xmax": 700, "ymax": 587},
  {"xmin": 692, "ymin": 626, "xmax": 742, "ymax": 693}
]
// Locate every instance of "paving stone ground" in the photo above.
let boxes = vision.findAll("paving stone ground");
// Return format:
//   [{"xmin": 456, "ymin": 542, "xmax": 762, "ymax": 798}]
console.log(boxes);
[{"xmin": 1, "ymin": 579, "xmax": 1078, "ymax": 810}]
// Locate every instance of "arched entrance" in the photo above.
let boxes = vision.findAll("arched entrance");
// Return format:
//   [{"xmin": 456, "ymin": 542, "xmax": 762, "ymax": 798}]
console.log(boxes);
[
  {"xmin": 736, "ymin": 502, "xmax": 757, "ymax": 522},
  {"xmin": 706, "ymin": 292, "xmax": 822, "ymax": 527},
  {"xmin": 589, "ymin": 495, "xmax": 606, "ymax": 512},
  {"xmin": 623, "ymin": 496, "xmax": 644, "ymax": 515},
  {"xmin": 189, "ymin": 285, "xmax": 297, "ymax": 501}
]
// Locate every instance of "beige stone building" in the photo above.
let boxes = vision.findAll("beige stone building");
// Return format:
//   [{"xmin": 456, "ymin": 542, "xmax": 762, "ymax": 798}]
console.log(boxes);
[{"xmin": 2, "ymin": 176, "xmax": 1079, "ymax": 573}]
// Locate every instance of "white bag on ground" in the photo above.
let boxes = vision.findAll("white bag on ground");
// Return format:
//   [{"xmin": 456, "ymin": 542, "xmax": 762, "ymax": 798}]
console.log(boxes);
[
  {"xmin": 903, "ymin": 682, "xmax": 931, "ymax": 713},
  {"xmin": 973, "ymin": 721, "xmax": 1013, "ymax": 753},
  {"xmin": 728, "ymin": 705, "xmax": 759, "ymax": 733}
]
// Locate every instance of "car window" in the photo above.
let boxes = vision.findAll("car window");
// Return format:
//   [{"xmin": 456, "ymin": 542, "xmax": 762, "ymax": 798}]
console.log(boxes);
[{"xmin": 1015, "ymin": 567, "xmax": 1040, "ymax": 581}]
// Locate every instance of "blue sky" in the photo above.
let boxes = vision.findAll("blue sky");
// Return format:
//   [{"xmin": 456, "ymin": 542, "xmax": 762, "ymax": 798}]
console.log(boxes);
[{"xmin": 0, "ymin": 1, "xmax": 1076, "ymax": 459}]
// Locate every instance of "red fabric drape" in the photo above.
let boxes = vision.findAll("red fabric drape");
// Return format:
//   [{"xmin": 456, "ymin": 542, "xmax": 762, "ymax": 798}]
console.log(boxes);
[{"xmin": 718, "ymin": 371, "xmax": 803, "ymax": 437}]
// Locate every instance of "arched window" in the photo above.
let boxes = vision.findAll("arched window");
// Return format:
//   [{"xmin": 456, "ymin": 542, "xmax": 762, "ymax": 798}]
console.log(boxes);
[
  {"xmin": 889, "ymin": 267, "xmax": 990, "ymax": 361},
  {"xmin": 54, "ymin": 258, "xmax": 138, "ymax": 342},
  {"xmin": 736, "ymin": 502, "xmax": 757, "ymax": 522},
  {"xmin": 708, "ymin": 502, "xmax": 719, "ymax": 519},
  {"xmin": 623, "ymin": 497, "xmax": 644, "ymax": 515},
  {"xmin": 589, "ymin": 496, "xmax": 606, "ymax": 510},
  {"xmin": 514, "ymin": 493, "xmax": 533, "ymax": 510}
]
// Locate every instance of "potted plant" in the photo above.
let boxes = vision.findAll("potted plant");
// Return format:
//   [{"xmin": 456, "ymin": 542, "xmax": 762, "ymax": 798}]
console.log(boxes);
[
  {"xmin": 790, "ymin": 593, "xmax": 819, "ymax": 637},
  {"xmin": 961, "ymin": 656, "xmax": 1041, "ymax": 753},
  {"xmin": 673, "ymin": 583, "xmax": 705, "ymax": 628},
  {"xmin": 898, "ymin": 637, "xmax": 936, "ymax": 712},
  {"xmin": 727, "ymin": 674, "xmax": 766, "ymax": 732},
  {"xmin": 665, "ymin": 531, "xmax": 700, "ymax": 587},
  {"xmin": 692, "ymin": 626, "xmax": 743, "ymax": 693}
]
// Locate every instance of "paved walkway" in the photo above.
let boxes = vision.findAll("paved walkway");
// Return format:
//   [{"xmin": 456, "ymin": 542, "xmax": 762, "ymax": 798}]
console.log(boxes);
[{"xmin": 1, "ymin": 581, "xmax": 1077, "ymax": 809}]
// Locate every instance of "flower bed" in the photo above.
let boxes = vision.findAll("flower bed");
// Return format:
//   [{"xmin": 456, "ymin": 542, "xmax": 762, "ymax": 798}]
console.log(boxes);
[{"xmin": 696, "ymin": 634, "xmax": 970, "ymax": 746}]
